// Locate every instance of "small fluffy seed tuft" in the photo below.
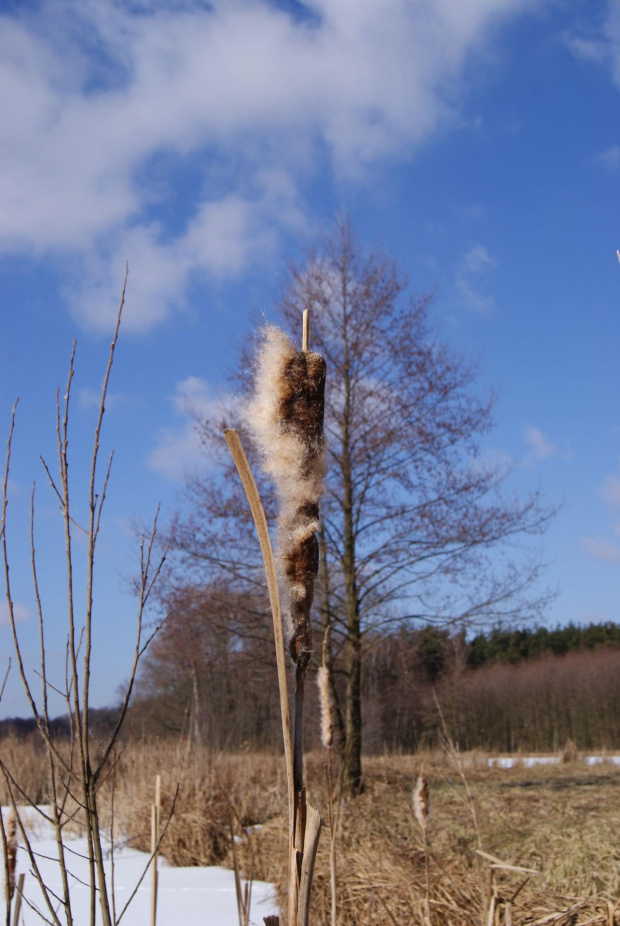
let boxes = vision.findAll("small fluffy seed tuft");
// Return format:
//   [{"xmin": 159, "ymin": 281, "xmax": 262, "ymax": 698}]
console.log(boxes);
[
  {"xmin": 317, "ymin": 665, "xmax": 333, "ymax": 749},
  {"xmin": 413, "ymin": 774, "xmax": 430, "ymax": 836}
]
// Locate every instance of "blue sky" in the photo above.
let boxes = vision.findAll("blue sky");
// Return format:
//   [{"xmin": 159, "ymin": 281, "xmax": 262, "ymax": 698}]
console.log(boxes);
[{"xmin": 0, "ymin": 0, "xmax": 619, "ymax": 718}]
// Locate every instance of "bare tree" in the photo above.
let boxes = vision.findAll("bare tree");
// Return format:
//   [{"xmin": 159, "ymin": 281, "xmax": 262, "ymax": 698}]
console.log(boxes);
[{"xmin": 164, "ymin": 216, "xmax": 554, "ymax": 795}]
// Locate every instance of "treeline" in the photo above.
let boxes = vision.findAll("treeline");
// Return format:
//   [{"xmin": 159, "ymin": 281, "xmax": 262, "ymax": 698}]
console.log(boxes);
[
  {"xmin": 0, "ymin": 707, "xmax": 122, "ymax": 742},
  {"xmin": 466, "ymin": 621, "xmax": 620, "ymax": 668},
  {"xmin": 6, "ymin": 613, "xmax": 620, "ymax": 755},
  {"xmin": 124, "ymin": 593, "xmax": 620, "ymax": 754},
  {"xmin": 363, "ymin": 629, "xmax": 620, "ymax": 754}
]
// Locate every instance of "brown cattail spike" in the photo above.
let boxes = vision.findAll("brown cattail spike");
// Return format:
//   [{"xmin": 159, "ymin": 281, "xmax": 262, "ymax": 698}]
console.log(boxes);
[
  {"xmin": 244, "ymin": 326, "xmax": 327, "ymax": 672},
  {"xmin": 278, "ymin": 347, "xmax": 326, "ymax": 668}
]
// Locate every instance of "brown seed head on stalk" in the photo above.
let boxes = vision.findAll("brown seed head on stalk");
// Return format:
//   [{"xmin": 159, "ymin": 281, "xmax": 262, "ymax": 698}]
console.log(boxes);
[
  {"xmin": 244, "ymin": 326, "xmax": 327, "ymax": 671},
  {"xmin": 413, "ymin": 774, "xmax": 430, "ymax": 836},
  {"xmin": 317, "ymin": 665, "xmax": 333, "ymax": 749},
  {"xmin": 6, "ymin": 810, "xmax": 16, "ymax": 902}
]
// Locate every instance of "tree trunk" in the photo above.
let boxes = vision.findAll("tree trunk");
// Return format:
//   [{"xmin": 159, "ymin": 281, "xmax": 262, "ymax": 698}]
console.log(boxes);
[
  {"xmin": 340, "ymin": 288, "xmax": 363, "ymax": 795},
  {"xmin": 319, "ymin": 528, "xmax": 345, "ymax": 749},
  {"xmin": 344, "ymin": 609, "xmax": 363, "ymax": 794}
]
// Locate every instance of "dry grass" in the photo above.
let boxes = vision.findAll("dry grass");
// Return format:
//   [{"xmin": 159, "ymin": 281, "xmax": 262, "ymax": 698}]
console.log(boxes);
[
  {"xmin": 3, "ymin": 736, "xmax": 620, "ymax": 924},
  {"xmin": 235, "ymin": 752, "xmax": 620, "ymax": 925}
]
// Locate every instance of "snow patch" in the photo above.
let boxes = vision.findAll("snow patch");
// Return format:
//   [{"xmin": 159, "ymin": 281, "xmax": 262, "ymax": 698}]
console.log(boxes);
[{"xmin": 0, "ymin": 807, "xmax": 278, "ymax": 925}]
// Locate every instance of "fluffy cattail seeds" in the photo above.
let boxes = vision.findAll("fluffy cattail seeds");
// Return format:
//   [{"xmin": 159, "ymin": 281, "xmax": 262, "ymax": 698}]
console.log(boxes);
[
  {"xmin": 317, "ymin": 665, "xmax": 334, "ymax": 749},
  {"xmin": 6, "ymin": 810, "xmax": 16, "ymax": 902},
  {"xmin": 413, "ymin": 774, "xmax": 430, "ymax": 836},
  {"xmin": 243, "ymin": 325, "xmax": 327, "ymax": 671}
]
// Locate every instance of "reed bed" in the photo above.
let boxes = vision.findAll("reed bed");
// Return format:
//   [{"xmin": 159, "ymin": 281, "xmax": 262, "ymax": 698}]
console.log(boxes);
[
  {"xmin": 3, "ymin": 736, "xmax": 620, "ymax": 923},
  {"xmin": 235, "ymin": 753, "xmax": 620, "ymax": 925}
]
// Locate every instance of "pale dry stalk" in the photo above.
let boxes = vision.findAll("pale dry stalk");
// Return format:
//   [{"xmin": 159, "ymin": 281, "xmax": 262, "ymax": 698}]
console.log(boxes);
[
  {"xmin": 413, "ymin": 774, "xmax": 431, "ymax": 925},
  {"xmin": 318, "ymin": 632, "xmax": 339, "ymax": 926}
]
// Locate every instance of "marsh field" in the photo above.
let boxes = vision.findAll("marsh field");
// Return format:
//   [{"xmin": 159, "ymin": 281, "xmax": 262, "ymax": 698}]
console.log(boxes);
[
  {"xmin": 221, "ymin": 751, "xmax": 620, "ymax": 925},
  {"xmin": 3, "ymin": 737, "xmax": 619, "ymax": 925}
]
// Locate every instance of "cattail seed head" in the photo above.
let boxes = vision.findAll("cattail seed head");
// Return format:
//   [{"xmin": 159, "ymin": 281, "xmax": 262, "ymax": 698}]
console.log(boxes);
[
  {"xmin": 317, "ymin": 665, "xmax": 333, "ymax": 749},
  {"xmin": 413, "ymin": 774, "xmax": 430, "ymax": 836},
  {"xmin": 6, "ymin": 810, "xmax": 16, "ymax": 902},
  {"xmin": 244, "ymin": 325, "xmax": 327, "ymax": 671}
]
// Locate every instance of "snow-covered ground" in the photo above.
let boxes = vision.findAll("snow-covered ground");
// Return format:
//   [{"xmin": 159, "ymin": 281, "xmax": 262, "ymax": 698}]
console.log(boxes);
[
  {"xmin": 488, "ymin": 754, "xmax": 620, "ymax": 768},
  {"xmin": 0, "ymin": 806, "xmax": 278, "ymax": 925}
]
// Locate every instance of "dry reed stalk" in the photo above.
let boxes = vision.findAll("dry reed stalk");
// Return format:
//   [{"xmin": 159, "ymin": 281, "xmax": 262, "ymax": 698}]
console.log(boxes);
[
  {"xmin": 11, "ymin": 872, "xmax": 25, "ymax": 926},
  {"xmin": 229, "ymin": 810, "xmax": 250, "ymax": 926},
  {"xmin": 413, "ymin": 774, "xmax": 431, "ymax": 925},
  {"xmin": 225, "ymin": 429, "xmax": 295, "ymax": 900}
]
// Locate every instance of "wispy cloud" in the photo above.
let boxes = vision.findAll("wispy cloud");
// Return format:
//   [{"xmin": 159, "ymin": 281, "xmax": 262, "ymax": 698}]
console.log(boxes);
[
  {"xmin": 78, "ymin": 388, "xmax": 137, "ymax": 410},
  {"xmin": 461, "ymin": 244, "xmax": 497, "ymax": 274},
  {"xmin": 455, "ymin": 243, "xmax": 496, "ymax": 314},
  {"xmin": 593, "ymin": 144, "xmax": 620, "ymax": 170},
  {"xmin": 0, "ymin": 602, "xmax": 29, "ymax": 626},
  {"xmin": 581, "ymin": 536, "xmax": 620, "ymax": 565},
  {"xmin": 580, "ymin": 462, "xmax": 620, "ymax": 565},
  {"xmin": 0, "ymin": 0, "xmax": 548, "ymax": 331},
  {"xmin": 601, "ymin": 473, "xmax": 620, "ymax": 510},
  {"xmin": 566, "ymin": 1, "xmax": 620, "ymax": 88},
  {"xmin": 522, "ymin": 426, "xmax": 558, "ymax": 467},
  {"xmin": 148, "ymin": 377, "xmax": 234, "ymax": 481}
]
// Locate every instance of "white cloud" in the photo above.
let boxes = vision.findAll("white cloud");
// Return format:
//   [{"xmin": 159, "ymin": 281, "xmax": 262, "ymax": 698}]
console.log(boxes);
[
  {"xmin": 0, "ymin": 0, "xmax": 547, "ymax": 330},
  {"xmin": 65, "ymin": 170, "xmax": 308, "ymax": 331},
  {"xmin": 148, "ymin": 377, "xmax": 234, "ymax": 480},
  {"xmin": 455, "ymin": 277, "xmax": 495, "ymax": 314},
  {"xmin": 78, "ymin": 388, "xmax": 136, "ymax": 410},
  {"xmin": 455, "ymin": 243, "xmax": 496, "ymax": 313},
  {"xmin": 593, "ymin": 144, "xmax": 620, "ymax": 170},
  {"xmin": 567, "ymin": 1, "xmax": 620, "ymax": 88},
  {"xmin": 0, "ymin": 602, "xmax": 30, "ymax": 626},
  {"xmin": 601, "ymin": 473, "xmax": 620, "ymax": 510},
  {"xmin": 461, "ymin": 244, "xmax": 497, "ymax": 273},
  {"xmin": 581, "ymin": 536, "xmax": 620, "ymax": 565},
  {"xmin": 522, "ymin": 426, "xmax": 558, "ymax": 467}
]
